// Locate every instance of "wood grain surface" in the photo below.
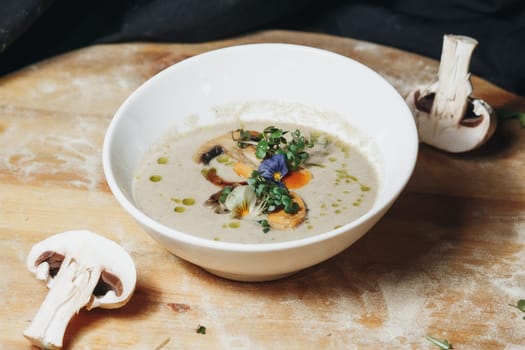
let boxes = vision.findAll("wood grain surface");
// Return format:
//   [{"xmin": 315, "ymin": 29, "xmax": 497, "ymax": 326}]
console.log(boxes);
[{"xmin": 1, "ymin": 30, "xmax": 524, "ymax": 349}]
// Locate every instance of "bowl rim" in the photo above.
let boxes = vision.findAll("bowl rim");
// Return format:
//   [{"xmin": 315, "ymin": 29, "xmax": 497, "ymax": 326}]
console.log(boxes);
[{"xmin": 102, "ymin": 42, "xmax": 419, "ymax": 253}]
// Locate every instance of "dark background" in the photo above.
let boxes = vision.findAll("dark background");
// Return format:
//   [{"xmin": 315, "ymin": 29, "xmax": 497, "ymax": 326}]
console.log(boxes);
[{"xmin": 1, "ymin": 0, "xmax": 524, "ymax": 96}]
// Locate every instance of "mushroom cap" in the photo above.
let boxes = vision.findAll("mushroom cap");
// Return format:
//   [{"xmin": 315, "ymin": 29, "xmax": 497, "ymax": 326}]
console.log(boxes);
[{"xmin": 27, "ymin": 230, "xmax": 137, "ymax": 309}]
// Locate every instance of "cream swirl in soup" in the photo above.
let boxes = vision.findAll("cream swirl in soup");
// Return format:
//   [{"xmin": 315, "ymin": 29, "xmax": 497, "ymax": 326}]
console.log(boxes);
[{"xmin": 132, "ymin": 122, "xmax": 378, "ymax": 243}]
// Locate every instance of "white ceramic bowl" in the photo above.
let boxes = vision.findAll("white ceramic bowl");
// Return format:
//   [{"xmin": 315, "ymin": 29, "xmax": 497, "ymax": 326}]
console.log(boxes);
[{"xmin": 103, "ymin": 43, "xmax": 418, "ymax": 282}]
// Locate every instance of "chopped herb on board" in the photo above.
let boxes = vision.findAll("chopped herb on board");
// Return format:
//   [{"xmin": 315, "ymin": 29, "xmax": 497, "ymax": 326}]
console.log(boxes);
[
  {"xmin": 425, "ymin": 335, "xmax": 453, "ymax": 349},
  {"xmin": 196, "ymin": 325, "xmax": 206, "ymax": 334},
  {"xmin": 153, "ymin": 337, "xmax": 171, "ymax": 350},
  {"xmin": 509, "ymin": 299, "xmax": 525, "ymax": 319}
]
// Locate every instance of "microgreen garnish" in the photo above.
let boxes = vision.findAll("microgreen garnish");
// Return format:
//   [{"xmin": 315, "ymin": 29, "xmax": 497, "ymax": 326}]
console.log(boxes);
[
  {"xmin": 234, "ymin": 129, "xmax": 261, "ymax": 148},
  {"xmin": 509, "ymin": 299, "xmax": 525, "ymax": 319},
  {"xmin": 218, "ymin": 126, "xmax": 314, "ymax": 233},
  {"xmin": 425, "ymin": 335, "xmax": 453, "ymax": 349},
  {"xmin": 258, "ymin": 219, "xmax": 271, "ymax": 233},
  {"xmin": 284, "ymin": 128, "xmax": 315, "ymax": 171},
  {"xmin": 248, "ymin": 169, "xmax": 299, "ymax": 215},
  {"xmin": 219, "ymin": 186, "xmax": 233, "ymax": 204},
  {"xmin": 235, "ymin": 126, "xmax": 314, "ymax": 233},
  {"xmin": 196, "ymin": 325, "xmax": 206, "ymax": 334},
  {"xmin": 235, "ymin": 126, "xmax": 314, "ymax": 171},
  {"xmin": 254, "ymin": 126, "xmax": 287, "ymax": 159}
]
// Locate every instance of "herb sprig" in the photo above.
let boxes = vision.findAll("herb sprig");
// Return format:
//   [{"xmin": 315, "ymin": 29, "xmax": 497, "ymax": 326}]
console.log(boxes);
[
  {"xmin": 196, "ymin": 325, "xmax": 206, "ymax": 334},
  {"xmin": 248, "ymin": 169, "xmax": 299, "ymax": 215},
  {"xmin": 509, "ymin": 299, "xmax": 525, "ymax": 319},
  {"xmin": 258, "ymin": 219, "xmax": 271, "ymax": 233},
  {"xmin": 227, "ymin": 126, "xmax": 315, "ymax": 233},
  {"xmin": 231, "ymin": 126, "xmax": 313, "ymax": 232},
  {"xmin": 235, "ymin": 126, "xmax": 314, "ymax": 171},
  {"xmin": 425, "ymin": 335, "xmax": 453, "ymax": 349}
]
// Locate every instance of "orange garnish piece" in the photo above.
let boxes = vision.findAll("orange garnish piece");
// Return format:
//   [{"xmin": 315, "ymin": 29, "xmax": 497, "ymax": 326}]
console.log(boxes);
[
  {"xmin": 268, "ymin": 192, "xmax": 306, "ymax": 230},
  {"xmin": 282, "ymin": 168, "xmax": 312, "ymax": 189},
  {"xmin": 233, "ymin": 162, "xmax": 255, "ymax": 179}
]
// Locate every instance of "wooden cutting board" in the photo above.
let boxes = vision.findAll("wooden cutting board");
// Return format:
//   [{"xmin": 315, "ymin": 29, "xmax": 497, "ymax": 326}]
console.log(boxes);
[{"xmin": 1, "ymin": 30, "xmax": 524, "ymax": 349}]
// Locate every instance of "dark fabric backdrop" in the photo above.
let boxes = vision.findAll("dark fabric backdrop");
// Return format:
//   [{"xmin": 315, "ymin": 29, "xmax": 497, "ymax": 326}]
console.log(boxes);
[{"xmin": 1, "ymin": 0, "xmax": 524, "ymax": 96}]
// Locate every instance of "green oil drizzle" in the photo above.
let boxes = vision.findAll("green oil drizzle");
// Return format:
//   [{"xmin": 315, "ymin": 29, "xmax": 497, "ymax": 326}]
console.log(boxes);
[
  {"xmin": 182, "ymin": 198, "xmax": 195, "ymax": 206},
  {"xmin": 228, "ymin": 221, "xmax": 241, "ymax": 229},
  {"xmin": 172, "ymin": 197, "xmax": 195, "ymax": 213},
  {"xmin": 149, "ymin": 175, "xmax": 162, "ymax": 182},
  {"xmin": 216, "ymin": 154, "xmax": 229, "ymax": 163},
  {"xmin": 174, "ymin": 206, "xmax": 186, "ymax": 213}
]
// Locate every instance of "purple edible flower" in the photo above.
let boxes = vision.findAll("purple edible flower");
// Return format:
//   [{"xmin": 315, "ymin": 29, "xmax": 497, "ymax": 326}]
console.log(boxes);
[{"xmin": 258, "ymin": 154, "xmax": 288, "ymax": 182}]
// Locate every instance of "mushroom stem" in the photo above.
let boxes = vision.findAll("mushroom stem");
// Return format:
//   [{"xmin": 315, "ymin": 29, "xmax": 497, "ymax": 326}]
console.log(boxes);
[
  {"xmin": 405, "ymin": 34, "xmax": 497, "ymax": 153},
  {"xmin": 24, "ymin": 256, "xmax": 102, "ymax": 350},
  {"xmin": 431, "ymin": 35, "xmax": 477, "ymax": 124}
]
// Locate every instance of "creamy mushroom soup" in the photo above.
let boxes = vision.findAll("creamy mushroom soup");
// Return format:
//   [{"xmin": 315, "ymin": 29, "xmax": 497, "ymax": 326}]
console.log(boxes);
[{"xmin": 132, "ymin": 122, "xmax": 379, "ymax": 243}]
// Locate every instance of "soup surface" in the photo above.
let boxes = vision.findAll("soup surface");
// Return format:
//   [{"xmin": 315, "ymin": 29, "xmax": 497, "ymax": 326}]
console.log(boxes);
[{"xmin": 132, "ymin": 122, "xmax": 379, "ymax": 243}]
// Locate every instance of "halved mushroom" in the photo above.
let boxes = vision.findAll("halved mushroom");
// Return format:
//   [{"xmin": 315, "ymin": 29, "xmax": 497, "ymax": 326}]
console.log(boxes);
[
  {"xmin": 267, "ymin": 192, "xmax": 307, "ymax": 230},
  {"xmin": 24, "ymin": 230, "xmax": 137, "ymax": 350},
  {"xmin": 193, "ymin": 129, "xmax": 261, "ymax": 166},
  {"xmin": 405, "ymin": 34, "xmax": 497, "ymax": 153}
]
